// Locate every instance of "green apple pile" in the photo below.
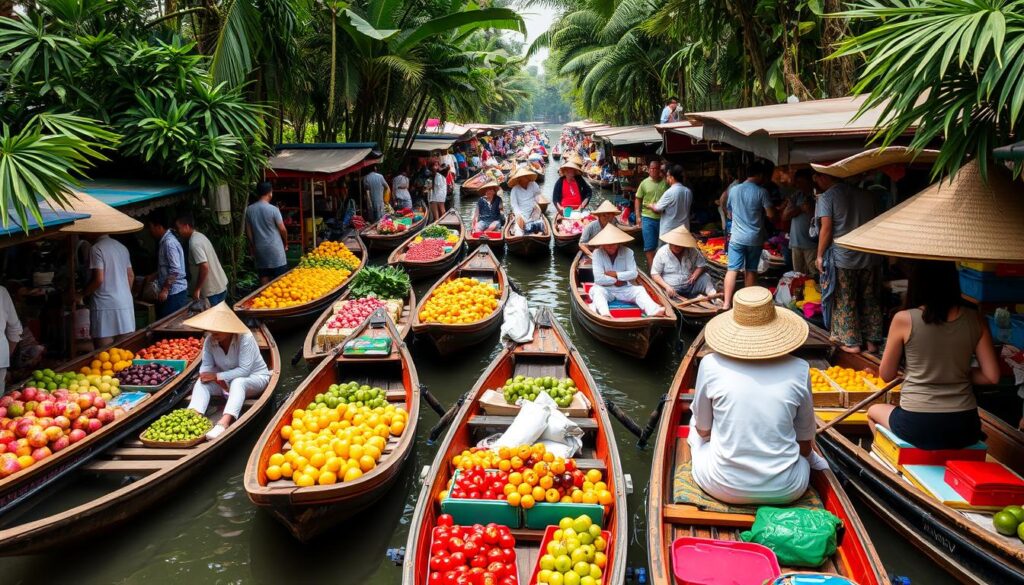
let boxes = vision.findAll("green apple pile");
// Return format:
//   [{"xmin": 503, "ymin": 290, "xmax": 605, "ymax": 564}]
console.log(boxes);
[
  {"xmin": 310, "ymin": 381, "xmax": 387, "ymax": 410},
  {"xmin": 501, "ymin": 375, "xmax": 577, "ymax": 408},
  {"xmin": 993, "ymin": 504, "xmax": 1024, "ymax": 541},
  {"xmin": 536, "ymin": 515, "xmax": 607, "ymax": 585},
  {"xmin": 142, "ymin": 409, "xmax": 213, "ymax": 442}
]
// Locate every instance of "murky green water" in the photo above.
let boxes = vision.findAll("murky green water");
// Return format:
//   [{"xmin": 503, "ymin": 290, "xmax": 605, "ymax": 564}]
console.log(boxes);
[{"xmin": 0, "ymin": 126, "xmax": 955, "ymax": 584}]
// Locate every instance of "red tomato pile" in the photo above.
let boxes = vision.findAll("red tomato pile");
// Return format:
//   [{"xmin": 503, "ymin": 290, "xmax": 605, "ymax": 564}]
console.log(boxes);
[
  {"xmin": 449, "ymin": 468, "xmax": 510, "ymax": 500},
  {"xmin": 326, "ymin": 298, "xmax": 387, "ymax": 330},
  {"xmin": 137, "ymin": 337, "xmax": 203, "ymax": 362},
  {"xmin": 406, "ymin": 239, "xmax": 447, "ymax": 261},
  {"xmin": 429, "ymin": 515, "xmax": 518, "ymax": 585}
]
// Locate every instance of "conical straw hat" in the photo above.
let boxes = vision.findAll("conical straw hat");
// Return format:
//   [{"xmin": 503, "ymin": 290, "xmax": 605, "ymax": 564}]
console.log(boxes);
[
  {"xmin": 587, "ymin": 223, "xmax": 633, "ymax": 246},
  {"xmin": 660, "ymin": 225, "xmax": 698, "ymax": 248},
  {"xmin": 592, "ymin": 200, "xmax": 619, "ymax": 215},
  {"xmin": 60, "ymin": 191, "xmax": 143, "ymax": 235},
  {"xmin": 559, "ymin": 161, "xmax": 583, "ymax": 175},
  {"xmin": 182, "ymin": 302, "xmax": 250, "ymax": 335},
  {"xmin": 508, "ymin": 166, "xmax": 538, "ymax": 187},
  {"xmin": 479, "ymin": 179, "xmax": 501, "ymax": 194},
  {"xmin": 704, "ymin": 287, "xmax": 808, "ymax": 360},
  {"xmin": 811, "ymin": 147, "xmax": 940, "ymax": 178},
  {"xmin": 836, "ymin": 160, "xmax": 1024, "ymax": 262}
]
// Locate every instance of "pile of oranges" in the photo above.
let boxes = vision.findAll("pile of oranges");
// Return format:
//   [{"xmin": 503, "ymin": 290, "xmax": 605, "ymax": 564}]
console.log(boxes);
[
  {"xmin": 248, "ymin": 267, "xmax": 351, "ymax": 309},
  {"xmin": 265, "ymin": 400, "xmax": 410, "ymax": 487},
  {"xmin": 306, "ymin": 240, "xmax": 360, "ymax": 267},
  {"xmin": 80, "ymin": 348, "xmax": 133, "ymax": 376},
  {"xmin": 809, "ymin": 368, "xmax": 833, "ymax": 393},
  {"xmin": 418, "ymin": 277, "xmax": 500, "ymax": 324},
  {"xmin": 822, "ymin": 365, "xmax": 873, "ymax": 392}
]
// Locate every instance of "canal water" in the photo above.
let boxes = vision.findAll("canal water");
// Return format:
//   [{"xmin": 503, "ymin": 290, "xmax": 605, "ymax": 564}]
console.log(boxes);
[{"xmin": 0, "ymin": 125, "xmax": 954, "ymax": 584}]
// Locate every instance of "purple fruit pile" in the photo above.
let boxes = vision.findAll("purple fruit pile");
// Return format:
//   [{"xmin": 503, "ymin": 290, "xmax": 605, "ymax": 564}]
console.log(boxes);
[{"xmin": 115, "ymin": 363, "xmax": 176, "ymax": 386}]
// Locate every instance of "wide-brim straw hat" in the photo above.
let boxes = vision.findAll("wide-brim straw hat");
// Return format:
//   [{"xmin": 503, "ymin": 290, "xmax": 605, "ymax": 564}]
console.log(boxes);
[
  {"xmin": 705, "ymin": 287, "xmax": 808, "ymax": 360},
  {"xmin": 559, "ymin": 161, "xmax": 583, "ymax": 175},
  {"xmin": 660, "ymin": 225, "xmax": 698, "ymax": 248},
  {"xmin": 182, "ymin": 302, "xmax": 250, "ymax": 335},
  {"xmin": 811, "ymin": 147, "xmax": 940, "ymax": 178},
  {"xmin": 508, "ymin": 166, "xmax": 538, "ymax": 187},
  {"xmin": 836, "ymin": 160, "xmax": 1024, "ymax": 262},
  {"xmin": 479, "ymin": 179, "xmax": 501, "ymax": 194},
  {"xmin": 60, "ymin": 191, "xmax": 144, "ymax": 235},
  {"xmin": 592, "ymin": 200, "xmax": 619, "ymax": 215},
  {"xmin": 587, "ymin": 223, "xmax": 634, "ymax": 246}
]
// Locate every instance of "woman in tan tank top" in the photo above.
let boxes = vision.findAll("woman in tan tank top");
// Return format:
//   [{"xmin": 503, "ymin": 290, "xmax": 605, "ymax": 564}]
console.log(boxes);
[{"xmin": 867, "ymin": 261, "xmax": 1000, "ymax": 450}]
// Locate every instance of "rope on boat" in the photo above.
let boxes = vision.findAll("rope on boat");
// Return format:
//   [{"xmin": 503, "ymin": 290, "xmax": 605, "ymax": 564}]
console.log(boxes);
[
  {"xmin": 604, "ymin": 398, "xmax": 643, "ymax": 439},
  {"xmin": 637, "ymin": 393, "xmax": 668, "ymax": 449},
  {"xmin": 419, "ymin": 384, "xmax": 447, "ymax": 417},
  {"xmin": 428, "ymin": 391, "xmax": 469, "ymax": 443}
]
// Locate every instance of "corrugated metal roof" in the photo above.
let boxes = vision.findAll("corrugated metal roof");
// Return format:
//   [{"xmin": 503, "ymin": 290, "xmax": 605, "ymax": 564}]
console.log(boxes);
[
  {"xmin": 686, "ymin": 96, "xmax": 902, "ymax": 138},
  {"xmin": 605, "ymin": 127, "xmax": 662, "ymax": 146},
  {"xmin": 268, "ymin": 146, "xmax": 375, "ymax": 174},
  {"xmin": 77, "ymin": 180, "xmax": 193, "ymax": 208},
  {"xmin": 406, "ymin": 137, "xmax": 459, "ymax": 153}
]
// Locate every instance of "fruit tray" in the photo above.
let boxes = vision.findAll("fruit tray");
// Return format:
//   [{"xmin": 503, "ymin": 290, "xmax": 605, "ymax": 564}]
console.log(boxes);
[
  {"xmin": 527, "ymin": 524, "xmax": 613, "ymax": 585},
  {"xmin": 815, "ymin": 367, "xmax": 899, "ymax": 408},
  {"xmin": 429, "ymin": 525, "xmax": 520, "ymax": 582},
  {"xmin": 138, "ymin": 432, "xmax": 206, "ymax": 449},
  {"xmin": 440, "ymin": 469, "xmax": 522, "ymax": 528},
  {"xmin": 119, "ymin": 359, "xmax": 188, "ymax": 393},
  {"xmin": 524, "ymin": 501, "xmax": 603, "ymax": 530},
  {"xmin": 808, "ymin": 368, "xmax": 842, "ymax": 408}
]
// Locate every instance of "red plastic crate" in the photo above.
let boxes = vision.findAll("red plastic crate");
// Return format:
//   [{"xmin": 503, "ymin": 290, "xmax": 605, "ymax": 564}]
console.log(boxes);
[
  {"xmin": 528, "ymin": 525, "xmax": 613, "ymax": 585},
  {"xmin": 944, "ymin": 460, "xmax": 1024, "ymax": 507},
  {"xmin": 609, "ymin": 308, "xmax": 642, "ymax": 318},
  {"xmin": 429, "ymin": 525, "xmax": 520, "ymax": 581},
  {"xmin": 671, "ymin": 537, "xmax": 781, "ymax": 585}
]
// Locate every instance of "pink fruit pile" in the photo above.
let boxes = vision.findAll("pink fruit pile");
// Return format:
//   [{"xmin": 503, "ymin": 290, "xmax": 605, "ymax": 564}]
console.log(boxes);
[
  {"xmin": 406, "ymin": 239, "xmax": 447, "ymax": 261},
  {"xmin": 0, "ymin": 386, "xmax": 124, "ymax": 478},
  {"xmin": 326, "ymin": 297, "xmax": 388, "ymax": 330},
  {"xmin": 559, "ymin": 219, "xmax": 588, "ymax": 236},
  {"xmin": 377, "ymin": 217, "xmax": 407, "ymax": 235}
]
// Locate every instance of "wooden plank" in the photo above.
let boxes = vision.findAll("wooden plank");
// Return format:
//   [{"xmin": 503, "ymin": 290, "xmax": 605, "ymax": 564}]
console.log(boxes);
[
  {"xmin": 663, "ymin": 504, "xmax": 756, "ymax": 528},
  {"xmin": 108, "ymin": 447, "xmax": 191, "ymax": 460},
  {"xmin": 573, "ymin": 458, "xmax": 606, "ymax": 473},
  {"xmin": 387, "ymin": 389, "xmax": 406, "ymax": 401},
  {"xmin": 468, "ymin": 415, "xmax": 597, "ymax": 432},
  {"xmin": 510, "ymin": 528, "xmax": 546, "ymax": 541},
  {"xmin": 82, "ymin": 459, "xmax": 173, "ymax": 475}
]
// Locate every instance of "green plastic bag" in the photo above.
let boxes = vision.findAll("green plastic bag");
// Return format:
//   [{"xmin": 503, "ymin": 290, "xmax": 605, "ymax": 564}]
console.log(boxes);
[{"xmin": 740, "ymin": 507, "xmax": 842, "ymax": 567}]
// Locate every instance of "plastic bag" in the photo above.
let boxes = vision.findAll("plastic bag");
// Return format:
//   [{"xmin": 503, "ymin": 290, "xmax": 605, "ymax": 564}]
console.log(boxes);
[
  {"xmin": 757, "ymin": 249, "xmax": 772, "ymax": 274},
  {"xmin": 535, "ymin": 392, "xmax": 583, "ymax": 457},
  {"xmin": 500, "ymin": 292, "xmax": 534, "ymax": 345},
  {"xmin": 492, "ymin": 399, "xmax": 550, "ymax": 448},
  {"xmin": 740, "ymin": 507, "xmax": 842, "ymax": 567}
]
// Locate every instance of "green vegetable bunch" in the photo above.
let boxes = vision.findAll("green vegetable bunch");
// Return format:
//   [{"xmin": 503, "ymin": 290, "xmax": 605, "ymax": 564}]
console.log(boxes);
[
  {"xmin": 421, "ymin": 225, "xmax": 453, "ymax": 239},
  {"xmin": 350, "ymin": 266, "xmax": 411, "ymax": 299}
]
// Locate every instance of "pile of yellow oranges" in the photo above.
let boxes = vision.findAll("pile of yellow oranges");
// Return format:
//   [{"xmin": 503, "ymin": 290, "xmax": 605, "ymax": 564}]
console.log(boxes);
[
  {"xmin": 80, "ymin": 348, "xmax": 134, "ymax": 376},
  {"xmin": 308, "ymin": 240, "xmax": 360, "ymax": 266},
  {"xmin": 418, "ymin": 277, "xmax": 500, "ymax": 324},
  {"xmin": 265, "ymin": 402, "xmax": 410, "ymax": 487},
  {"xmin": 248, "ymin": 267, "xmax": 351, "ymax": 309},
  {"xmin": 823, "ymin": 365, "xmax": 872, "ymax": 392},
  {"xmin": 809, "ymin": 368, "xmax": 834, "ymax": 393}
]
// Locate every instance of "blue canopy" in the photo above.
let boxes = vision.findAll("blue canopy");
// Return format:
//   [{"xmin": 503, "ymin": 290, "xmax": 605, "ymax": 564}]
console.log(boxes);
[
  {"xmin": 0, "ymin": 198, "xmax": 89, "ymax": 238},
  {"xmin": 77, "ymin": 180, "xmax": 192, "ymax": 209}
]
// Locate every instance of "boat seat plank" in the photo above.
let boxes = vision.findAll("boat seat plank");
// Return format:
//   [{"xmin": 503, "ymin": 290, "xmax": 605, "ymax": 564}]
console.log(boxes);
[
  {"xmin": 573, "ymin": 458, "xmax": 606, "ymax": 473},
  {"xmin": 663, "ymin": 504, "xmax": 756, "ymax": 527},
  {"xmin": 516, "ymin": 362, "xmax": 566, "ymax": 380},
  {"xmin": 468, "ymin": 415, "xmax": 597, "ymax": 432},
  {"xmin": 387, "ymin": 389, "xmax": 407, "ymax": 401},
  {"xmin": 108, "ymin": 447, "xmax": 191, "ymax": 460},
  {"xmin": 82, "ymin": 459, "xmax": 173, "ymax": 475},
  {"xmin": 510, "ymin": 528, "xmax": 547, "ymax": 542},
  {"xmin": 673, "ymin": 525, "xmax": 840, "ymax": 577}
]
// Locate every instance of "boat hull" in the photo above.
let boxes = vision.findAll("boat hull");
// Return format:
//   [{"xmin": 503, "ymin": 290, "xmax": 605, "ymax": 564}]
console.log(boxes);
[
  {"xmin": 504, "ymin": 215, "xmax": 551, "ymax": 258},
  {"xmin": 361, "ymin": 214, "xmax": 427, "ymax": 253}
]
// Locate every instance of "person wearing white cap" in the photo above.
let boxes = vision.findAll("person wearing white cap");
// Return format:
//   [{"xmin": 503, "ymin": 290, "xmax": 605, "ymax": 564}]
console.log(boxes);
[
  {"xmin": 689, "ymin": 287, "xmax": 827, "ymax": 504},
  {"xmin": 650, "ymin": 226, "xmax": 715, "ymax": 300},
  {"xmin": 587, "ymin": 224, "xmax": 665, "ymax": 317},
  {"xmin": 508, "ymin": 167, "xmax": 544, "ymax": 235},
  {"xmin": 183, "ymin": 303, "xmax": 271, "ymax": 439}
]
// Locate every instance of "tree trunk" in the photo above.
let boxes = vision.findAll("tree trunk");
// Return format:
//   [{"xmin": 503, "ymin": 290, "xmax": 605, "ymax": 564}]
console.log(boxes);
[
  {"xmin": 821, "ymin": 0, "xmax": 855, "ymax": 97},
  {"xmin": 779, "ymin": 1, "xmax": 812, "ymax": 101},
  {"xmin": 0, "ymin": 0, "xmax": 15, "ymax": 18},
  {"xmin": 727, "ymin": 0, "xmax": 769, "ymax": 104}
]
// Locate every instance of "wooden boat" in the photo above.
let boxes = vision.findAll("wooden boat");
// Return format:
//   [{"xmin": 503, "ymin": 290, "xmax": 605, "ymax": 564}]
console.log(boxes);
[
  {"xmin": 411, "ymin": 245, "xmax": 509, "ymax": 356},
  {"xmin": 360, "ymin": 209, "xmax": 428, "ymax": 253},
  {"xmin": 669, "ymin": 293, "xmax": 724, "ymax": 326},
  {"xmin": 245, "ymin": 311, "xmax": 419, "ymax": 541},
  {"xmin": 460, "ymin": 172, "xmax": 490, "ymax": 197},
  {"xmin": 234, "ymin": 235, "xmax": 367, "ymax": 330},
  {"xmin": 647, "ymin": 331, "xmax": 889, "ymax": 585},
  {"xmin": 0, "ymin": 307, "xmax": 204, "ymax": 517},
  {"xmin": 553, "ymin": 151, "xmax": 562, "ymax": 161},
  {"xmin": 569, "ymin": 251, "xmax": 677, "ymax": 358},
  {"xmin": 387, "ymin": 209, "xmax": 465, "ymax": 281},
  {"xmin": 0, "ymin": 324, "xmax": 279, "ymax": 555},
  {"xmin": 301, "ymin": 285, "xmax": 416, "ymax": 365},
  {"xmin": 403, "ymin": 307, "xmax": 628, "ymax": 584},
  {"xmin": 503, "ymin": 213, "xmax": 551, "ymax": 258},
  {"xmin": 553, "ymin": 214, "xmax": 586, "ymax": 253}
]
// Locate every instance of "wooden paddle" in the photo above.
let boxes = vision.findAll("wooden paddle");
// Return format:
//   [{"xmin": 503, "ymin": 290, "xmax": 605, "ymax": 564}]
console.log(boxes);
[
  {"xmin": 675, "ymin": 292, "xmax": 724, "ymax": 308},
  {"xmin": 816, "ymin": 377, "xmax": 903, "ymax": 435}
]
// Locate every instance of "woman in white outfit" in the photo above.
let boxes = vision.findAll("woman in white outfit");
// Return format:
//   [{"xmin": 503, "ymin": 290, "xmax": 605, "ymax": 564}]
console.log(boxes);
[
  {"xmin": 391, "ymin": 169, "xmax": 412, "ymax": 210},
  {"xmin": 182, "ymin": 303, "xmax": 271, "ymax": 440},
  {"xmin": 587, "ymin": 224, "xmax": 665, "ymax": 317},
  {"xmin": 507, "ymin": 167, "xmax": 544, "ymax": 236}
]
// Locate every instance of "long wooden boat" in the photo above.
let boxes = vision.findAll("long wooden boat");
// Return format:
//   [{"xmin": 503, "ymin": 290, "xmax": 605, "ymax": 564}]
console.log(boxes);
[
  {"xmin": 0, "ymin": 323, "xmax": 279, "ymax": 555},
  {"xmin": 669, "ymin": 294, "xmax": 724, "ymax": 326},
  {"xmin": 0, "ymin": 307, "xmax": 204, "ymax": 517},
  {"xmin": 245, "ymin": 311, "xmax": 419, "ymax": 541},
  {"xmin": 301, "ymin": 285, "xmax": 416, "ymax": 365},
  {"xmin": 411, "ymin": 245, "xmax": 509, "ymax": 356},
  {"xmin": 553, "ymin": 214, "xmax": 586, "ymax": 253},
  {"xmin": 234, "ymin": 235, "xmax": 367, "ymax": 330},
  {"xmin": 360, "ymin": 209, "xmax": 428, "ymax": 253},
  {"xmin": 460, "ymin": 172, "xmax": 491, "ymax": 197},
  {"xmin": 569, "ymin": 251, "xmax": 676, "ymax": 358},
  {"xmin": 647, "ymin": 330, "xmax": 889, "ymax": 585},
  {"xmin": 552, "ymin": 151, "xmax": 562, "ymax": 161},
  {"xmin": 504, "ymin": 213, "xmax": 551, "ymax": 258},
  {"xmin": 387, "ymin": 209, "xmax": 465, "ymax": 281},
  {"xmin": 465, "ymin": 218, "xmax": 506, "ymax": 251},
  {"xmin": 403, "ymin": 307, "xmax": 628, "ymax": 584}
]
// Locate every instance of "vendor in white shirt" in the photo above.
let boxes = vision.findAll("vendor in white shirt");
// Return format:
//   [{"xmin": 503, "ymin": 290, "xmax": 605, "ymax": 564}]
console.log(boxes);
[
  {"xmin": 578, "ymin": 201, "xmax": 622, "ymax": 256},
  {"xmin": 650, "ymin": 226, "xmax": 716, "ymax": 300},
  {"xmin": 587, "ymin": 224, "xmax": 665, "ymax": 317},
  {"xmin": 182, "ymin": 303, "xmax": 271, "ymax": 440},
  {"xmin": 690, "ymin": 287, "xmax": 827, "ymax": 505},
  {"xmin": 0, "ymin": 285, "xmax": 22, "ymax": 394},
  {"xmin": 507, "ymin": 167, "xmax": 545, "ymax": 236}
]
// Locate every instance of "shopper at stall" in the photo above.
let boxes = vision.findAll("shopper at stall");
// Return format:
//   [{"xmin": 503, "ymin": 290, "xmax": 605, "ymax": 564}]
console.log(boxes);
[
  {"xmin": 648, "ymin": 164, "xmax": 692, "ymax": 236},
  {"xmin": 784, "ymin": 169, "xmax": 817, "ymax": 276},
  {"xmin": 508, "ymin": 167, "xmax": 544, "ymax": 235},
  {"xmin": 428, "ymin": 161, "xmax": 448, "ymax": 221},
  {"xmin": 867, "ymin": 261, "xmax": 1000, "ymax": 449},
  {"xmin": 579, "ymin": 201, "xmax": 622, "ymax": 255},
  {"xmin": 472, "ymin": 180, "xmax": 505, "ymax": 232},
  {"xmin": 391, "ymin": 167, "xmax": 413, "ymax": 210},
  {"xmin": 635, "ymin": 160, "xmax": 668, "ymax": 266},
  {"xmin": 723, "ymin": 161, "xmax": 776, "ymax": 311},
  {"xmin": 813, "ymin": 169, "xmax": 881, "ymax": 353},
  {"xmin": 690, "ymin": 286, "xmax": 823, "ymax": 504},
  {"xmin": 145, "ymin": 212, "xmax": 188, "ymax": 318},
  {"xmin": 245, "ymin": 182, "xmax": 288, "ymax": 284},
  {"xmin": 588, "ymin": 224, "xmax": 666, "ymax": 317},
  {"xmin": 82, "ymin": 234, "xmax": 135, "ymax": 346},
  {"xmin": 362, "ymin": 165, "xmax": 389, "ymax": 222},
  {"xmin": 175, "ymin": 214, "xmax": 228, "ymax": 306},
  {"xmin": 660, "ymin": 97, "xmax": 679, "ymax": 124},
  {"xmin": 651, "ymin": 226, "xmax": 715, "ymax": 300},
  {"xmin": 183, "ymin": 302, "xmax": 271, "ymax": 440},
  {"xmin": 551, "ymin": 161, "xmax": 592, "ymax": 215},
  {"xmin": 0, "ymin": 285, "xmax": 23, "ymax": 395}
]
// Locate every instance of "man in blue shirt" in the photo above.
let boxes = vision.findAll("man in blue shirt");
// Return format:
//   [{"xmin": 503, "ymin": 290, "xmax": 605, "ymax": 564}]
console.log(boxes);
[
  {"xmin": 660, "ymin": 98, "xmax": 679, "ymax": 124},
  {"xmin": 723, "ymin": 161, "xmax": 776, "ymax": 310},
  {"xmin": 145, "ymin": 211, "xmax": 188, "ymax": 318}
]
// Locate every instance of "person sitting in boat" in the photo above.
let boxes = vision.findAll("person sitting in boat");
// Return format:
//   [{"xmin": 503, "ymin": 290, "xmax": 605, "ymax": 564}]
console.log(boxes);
[
  {"xmin": 868, "ymin": 260, "xmax": 1000, "ymax": 447},
  {"xmin": 472, "ymin": 180, "xmax": 505, "ymax": 232},
  {"xmin": 587, "ymin": 224, "xmax": 666, "ymax": 318},
  {"xmin": 579, "ymin": 200, "xmax": 624, "ymax": 256},
  {"xmin": 182, "ymin": 303, "xmax": 271, "ymax": 440},
  {"xmin": 691, "ymin": 287, "xmax": 827, "ymax": 504},
  {"xmin": 651, "ymin": 226, "xmax": 716, "ymax": 300},
  {"xmin": 552, "ymin": 161, "xmax": 592, "ymax": 216},
  {"xmin": 508, "ymin": 167, "xmax": 544, "ymax": 236}
]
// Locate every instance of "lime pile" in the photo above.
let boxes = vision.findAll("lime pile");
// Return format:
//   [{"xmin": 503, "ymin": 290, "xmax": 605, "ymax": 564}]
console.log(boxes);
[
  {"xmin": 29, "ymin": 369, "xmax": 82, "ymax": 391},
  {"xmin": 310, "ymin": 382, "xmax": 387, "ymax": 409},
  {"xmin": 142, "ymin": 409, "xmax": 213, "ymax": 442},
  {"xmin": 501, "ymin": 375, "xmax": 578, "ymax": 408},
  {"xmin": 993, "ymin": 505, "xmax": 1024, "ymax": 541}
]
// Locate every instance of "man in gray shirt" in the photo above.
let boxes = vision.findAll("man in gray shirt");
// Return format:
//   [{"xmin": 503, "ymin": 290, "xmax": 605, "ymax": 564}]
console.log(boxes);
[
  {"xmin": 362, "ymin": 166, "xmax": 389, "ymax": 222},
  {"xmin": 814, "ymin": 171, "xmax": 881, "ymax": 353},
  {"xmin": 783, "ymin": 169, "xmax": 817, "ymax": 276},
  {"xmin": 648, "ymin": 164, "xmax": 692, "ymax": 236},
  {"xmin": 245, "ymin": 181, "xmax": 289, "ymax": 284}
]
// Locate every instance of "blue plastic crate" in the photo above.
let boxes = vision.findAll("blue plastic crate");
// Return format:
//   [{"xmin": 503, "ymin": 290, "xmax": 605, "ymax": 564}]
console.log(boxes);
[
  {"xmin": 959, "ymin": 268, "xmax": 1024, "ymax": 303},
  {"xmin": 989, "ymin": 314, "xmax": 1024, "ymax": 348}
]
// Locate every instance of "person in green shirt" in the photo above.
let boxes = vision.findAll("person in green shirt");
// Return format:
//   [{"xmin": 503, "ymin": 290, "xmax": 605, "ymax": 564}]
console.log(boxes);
[{"xmin": 634, "ymin": 160, "xmax": 667, "ymax": 266}]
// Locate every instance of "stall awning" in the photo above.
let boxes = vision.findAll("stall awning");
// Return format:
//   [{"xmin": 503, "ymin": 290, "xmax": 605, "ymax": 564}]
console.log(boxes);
[
  {"xmin": 605, "ymin": 127, "xmax": 662, "ymax": 147},
  {"xmin": 78, "ymin": 180, "xmax": 194, "ymax": 217},
  {"xmin": 268, "ymin": 143, "xmax": 379, "ymax": 179},
  {"xmin": 655, "ymin": 121, "xmax": 708, "ymax": 154},
  {"xmin": 405, "ymin": 135, "xmax": 460, "ymax": 153},
  {"xmin": 0, "ymin": 199, "xmax": 90, "ymax": 239},
  {"xmin": 61, "ymin": 191, "xmax": 143, "ymax": 234}
]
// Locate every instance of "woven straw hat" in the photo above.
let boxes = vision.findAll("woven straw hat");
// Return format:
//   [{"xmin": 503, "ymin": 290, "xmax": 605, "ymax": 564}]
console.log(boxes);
[
  {"xmin": 182, "ymin": 302, "xmax": 250, "ymax": 335},
  {"xmin": 705, "ymin": 287, "xmax": 808, "ymax": 360},
  {"xmin": 811, "ymin": 147, "xmax": 940, "ymax": 178},
  {"xmin": 660, "ymin": 225, "xmax": 698, "ymax": 248},
  {"xmin": 60, "ymin": 191, "xmax": 143, "ymax": 235},
  {"xmin": 479, "ymin": 179, "xmax": 501, "ymax": 194},
  {"xmin": 836, "ymin": 160, "xmax": 1024, "ymax": 262},
  {"xmin": 559, "ymin": 161, "xmax": 583, "ymax": 175},
  {"xmin": 508, "ymin": 166, "xmax": 538, "ymax": 187},
  {"xmin": 592, "ymin": 200, "xmax": 619, "ymax": 215},
  {"xmin": 587, "ymin": 223, "xmax": 634, "ymax": 246}
]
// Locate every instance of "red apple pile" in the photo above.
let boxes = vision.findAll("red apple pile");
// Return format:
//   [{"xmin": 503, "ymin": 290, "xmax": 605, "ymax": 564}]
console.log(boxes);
[
  {"xmin": 428, "ymin": 515, "xmax": 518, "ymax": 585},
  {"xmin": 326, "ymin": 298, "xmax": 388, "ymax": 330},
  {"xmin": 406, "ymin": 239, "xmax": 447, "ymax": 261},
  {"xmin": 448, "ymin": 468, "xmax": 510, "ymax": 501}
]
